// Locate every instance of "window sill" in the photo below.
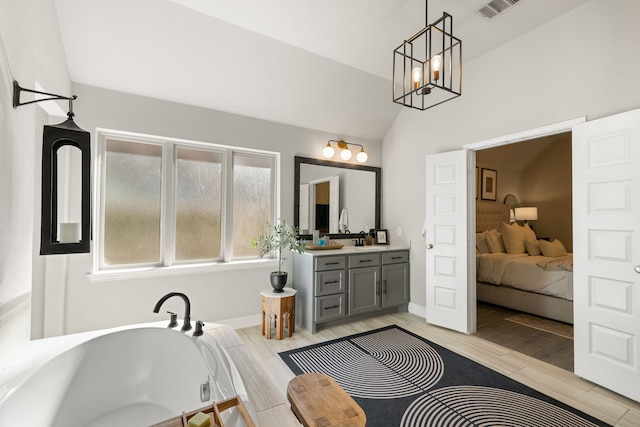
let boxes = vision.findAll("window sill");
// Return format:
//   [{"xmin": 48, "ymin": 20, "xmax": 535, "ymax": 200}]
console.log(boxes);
[{"xmin": 88, "ymin": 258, "xmax": 278, "ymax": 283}]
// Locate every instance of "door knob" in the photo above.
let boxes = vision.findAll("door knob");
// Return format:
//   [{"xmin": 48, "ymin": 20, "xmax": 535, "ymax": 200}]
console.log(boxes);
[
  {"xmin": 426, "ymin": 244, "xmax": 433, "ymax": 249},
  {"xmin": 635, "ymin": 265, "xmax": 640, "ymax": 274}
]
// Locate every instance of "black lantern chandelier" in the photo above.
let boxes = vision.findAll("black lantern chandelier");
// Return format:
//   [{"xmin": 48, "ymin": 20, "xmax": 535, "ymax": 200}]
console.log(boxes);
[{"xmin": 393, "ymin": 0, "xmax": 462, "ymax": 110}]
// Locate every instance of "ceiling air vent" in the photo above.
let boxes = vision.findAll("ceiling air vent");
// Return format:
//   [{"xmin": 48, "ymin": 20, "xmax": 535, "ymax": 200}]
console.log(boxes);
[{"xmin": 477, "ymin": 0, "xmax": 522, "ymax": 20}]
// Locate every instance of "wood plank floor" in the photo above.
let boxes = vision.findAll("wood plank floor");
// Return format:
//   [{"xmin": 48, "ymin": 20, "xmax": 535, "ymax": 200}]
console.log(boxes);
[
  {"xmin": 476, "ymin": 302, "xmax": 574, "ymax": 372},
  {"xmin": 236, "ymin": 311, "xmax": 640, "ymax": 426}
]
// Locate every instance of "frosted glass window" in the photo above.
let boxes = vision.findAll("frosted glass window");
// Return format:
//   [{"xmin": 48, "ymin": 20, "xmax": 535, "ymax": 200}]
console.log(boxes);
[
  {"xmin": 98, "ymin": 130, "xmax": 277, "ymax": 271},
  {"xmin": 233, "ymin": 154, "xmax": 274, "ymax": 257},
  {"xmin": 104, "ymin": 139, "xmax": 162, "ymax": 265},
  {"xmin": 175, "ymin": 148, "xmax": 223, "ymax": 261}
]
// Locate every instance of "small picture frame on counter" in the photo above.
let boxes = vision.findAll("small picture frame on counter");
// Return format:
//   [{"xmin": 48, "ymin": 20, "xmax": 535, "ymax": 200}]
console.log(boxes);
[{"xmin": 375, "ymin": 229, "xmax": 389, "ymax": 245}]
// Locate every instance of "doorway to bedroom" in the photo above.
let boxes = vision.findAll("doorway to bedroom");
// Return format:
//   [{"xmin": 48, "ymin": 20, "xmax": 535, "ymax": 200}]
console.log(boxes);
[{"xmin": 474, "ymin": 132, "xmax": 574, "ymax": 372}]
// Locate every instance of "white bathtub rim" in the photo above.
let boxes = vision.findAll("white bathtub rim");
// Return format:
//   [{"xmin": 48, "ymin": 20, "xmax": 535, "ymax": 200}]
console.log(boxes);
[{"xmin": 0, "ymin": 321, "xmax": 229, "ymax": 406}]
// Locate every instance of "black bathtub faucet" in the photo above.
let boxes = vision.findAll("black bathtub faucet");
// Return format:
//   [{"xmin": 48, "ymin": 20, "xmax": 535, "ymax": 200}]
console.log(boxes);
[{"xmin": 153, "ymin": 292, "xmax": 192, "ymax": 332}]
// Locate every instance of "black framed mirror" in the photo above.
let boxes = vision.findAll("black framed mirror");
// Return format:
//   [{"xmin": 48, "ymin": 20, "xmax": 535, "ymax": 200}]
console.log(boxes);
[{"xmin": 294, "ymin": 156, "xmax": 381, "ymax": 240}]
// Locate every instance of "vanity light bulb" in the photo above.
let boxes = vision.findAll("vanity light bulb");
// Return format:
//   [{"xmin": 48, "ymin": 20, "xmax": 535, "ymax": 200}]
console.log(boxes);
[
  {"xmin": 341, "ymin": 148, "xmax": 352, "ymax": 161},
  {"xmin": 411, "ymin": 67, "xmax": 422, "ymax": 90},
  {"xmin": 323, "ymin": 142, "xmax": 335, "ymax": 158},
  {"xmin": 431, "ymin": 55, "xmax": 442, "ymax": 81},
  {"xmin": 356, "ymin": 148, "xmax": 368, "ymax": 163}
]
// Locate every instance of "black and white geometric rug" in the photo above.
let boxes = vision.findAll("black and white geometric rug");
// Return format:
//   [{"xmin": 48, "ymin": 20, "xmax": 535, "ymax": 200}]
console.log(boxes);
[{"xmin": 279, "ymin": 325, "xmax": 609, "ymax": 427}]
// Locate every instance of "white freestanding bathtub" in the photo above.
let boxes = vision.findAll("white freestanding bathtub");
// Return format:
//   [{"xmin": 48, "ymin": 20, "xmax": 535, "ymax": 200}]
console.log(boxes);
[{"xmin": 0, "ymin": 324, "xmax": 252, "ymax": 426}]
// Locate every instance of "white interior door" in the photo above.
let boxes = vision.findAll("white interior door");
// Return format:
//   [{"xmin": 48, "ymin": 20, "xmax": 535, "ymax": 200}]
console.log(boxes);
[
  {"xmin": 573, "ymin": 108, "xmax": 640, "ymax": 402},
  {"xmin": 329, "ymin": 175, "xmax": 339, "ymax": 233},
  {"xmin": 425, "ymin": 150, "xmax": 475, "ymax": 333}
]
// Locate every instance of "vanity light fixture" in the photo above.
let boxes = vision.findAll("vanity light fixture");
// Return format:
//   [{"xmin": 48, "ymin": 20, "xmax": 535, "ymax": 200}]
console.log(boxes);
[
  {"xmin": 323, "ymin": 139, "xmax": 368, "ymax": 163},
  {"xmin": 392, "ymin": 0, "xmax": 462, "ymax": 110},
  {"xmin": 13, "ymin": 80, "xmax": 91, "ymax": 255}
]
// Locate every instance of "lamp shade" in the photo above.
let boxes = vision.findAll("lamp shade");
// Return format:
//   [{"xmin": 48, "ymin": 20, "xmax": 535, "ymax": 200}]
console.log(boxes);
[{"xmin": 514, "ymin": 207, "xmax": 538, "ymax": 221}]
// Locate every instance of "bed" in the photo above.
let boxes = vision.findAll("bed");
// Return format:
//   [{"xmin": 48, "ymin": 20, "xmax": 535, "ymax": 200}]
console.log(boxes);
[{"xmin": 475, "ymin": 201, "xmax": 573, "ymax": 324}]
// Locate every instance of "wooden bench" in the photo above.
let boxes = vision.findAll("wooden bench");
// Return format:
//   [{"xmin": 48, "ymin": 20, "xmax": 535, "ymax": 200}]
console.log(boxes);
[{"xmin": 287, "ymin": 372, "xmax": 366, "ymax": 427}]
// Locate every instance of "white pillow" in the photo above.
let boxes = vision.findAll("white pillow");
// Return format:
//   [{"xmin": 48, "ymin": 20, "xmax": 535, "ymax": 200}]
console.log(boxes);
[
  {"xmin": 500, "ymin": 222, "xmax": 526, "ymax": 254},
  {"xmin": 540, "ymin": 239, "xmax": 567, "ymax": 257},
  {"xmin": 476, "ymin": 232, "xmax": 491, "ymax": 254},
  {"xmin": 486, "ymin": 229, "xmax": 506, "ymax": 253},
  {"xmin": 525, "ymin": 240, "xmax": 541, "ymax": 256},
  {"xmin": 523, "ymin": 223, "xmax": 537, "ymax": 242}
]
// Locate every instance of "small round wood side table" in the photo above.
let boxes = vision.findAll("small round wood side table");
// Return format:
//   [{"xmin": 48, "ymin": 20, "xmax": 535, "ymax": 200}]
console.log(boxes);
[{"xmin": 261, "ymin": 288, "xmax": 296, "ymax": 340}]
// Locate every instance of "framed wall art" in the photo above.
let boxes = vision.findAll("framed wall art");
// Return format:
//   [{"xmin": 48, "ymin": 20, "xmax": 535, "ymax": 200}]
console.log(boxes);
[
  {"xmin": 481, "ymin": 168, "xmax": 497, "ymax": 201},
  {"xmin": 375, "ymin": 229, "xmax": 389, "ymax": 245}
]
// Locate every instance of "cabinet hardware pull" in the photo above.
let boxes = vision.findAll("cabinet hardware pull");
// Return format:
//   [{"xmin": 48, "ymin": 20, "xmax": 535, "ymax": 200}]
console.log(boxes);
[
  {"xmin": 324, "ymin": 305, "xmax": 340, "ymax": 310},
  {"xmin": 360, "ymin": 259, "xmax": 373, "ymax": 263},
  {"xmin": 325, "ymin": 280, "xmax": 339, "ymax": 284},
  {"xmin": 325, "ymin": 262, "xmax": 340, "ymax": 265},
  {"xmin": 383, "ymin": 279, "xmax": 387, "ymax": 294},
  {"xmin": 391, "ymin": 256, "xmax": 402, "ymax": 259}
]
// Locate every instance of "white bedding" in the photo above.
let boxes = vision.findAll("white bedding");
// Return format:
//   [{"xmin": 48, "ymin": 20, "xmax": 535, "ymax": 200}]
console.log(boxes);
[{"xmin": 476, "ymin": 252, "xmax": 573, "ymax": 300}]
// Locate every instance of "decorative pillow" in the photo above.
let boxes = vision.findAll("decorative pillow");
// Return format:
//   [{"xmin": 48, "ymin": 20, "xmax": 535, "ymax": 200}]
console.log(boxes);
[
  {"xmin": 540, "ymin": 239, "xmax": 567, "ymax": 257},
  {"xmin": 476, "ymin": 232, "xmax": 491, "ymax": 254},
  {"xmin": 525, "ymin": 240, "xmax": 541, "ymax": 256},
  {"xmin": 486, "ymin": 229, "xmax": 506, "ymax": 253},
  {"xmin": 522, "ymin": 223, "xmax": 537, "ymax": 242},
  {"xmin": 500, "ymin": 222, "xmax": 526, "ymax": 254}
]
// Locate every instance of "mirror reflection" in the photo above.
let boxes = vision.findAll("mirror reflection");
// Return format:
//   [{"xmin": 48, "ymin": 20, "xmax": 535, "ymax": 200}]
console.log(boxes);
[{"xmin": 294, "ymin": 156, "xmax": 381, "ymax": 239}]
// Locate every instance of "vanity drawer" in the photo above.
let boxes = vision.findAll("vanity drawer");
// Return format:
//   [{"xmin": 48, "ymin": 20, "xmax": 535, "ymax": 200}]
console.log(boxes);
[
  {"xmin": 348, "ymin": 253, "xmax": 380, "ymax": 268},
  {"xmin": 382, "ymin": 251, "xmax": 409, "ymax": 265},
  {"xmin": 315, "ymin": 256, "xmax": 346, "ymax": 271},
  {"xmin": 315, "ymin": 294, "xmax": 346, "ymax": 323},
  {"xmin": 315, "ymin": 270, "xmax": 345, "ymax": 296}
]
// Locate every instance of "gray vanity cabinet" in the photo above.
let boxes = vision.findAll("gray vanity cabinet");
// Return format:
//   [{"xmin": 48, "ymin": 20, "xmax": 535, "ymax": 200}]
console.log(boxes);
[
  {"xmin": 293, "ymin": 248, "xmax": 410, "ymax": 333},
  {"xmin": 348, "ymin": 254, "xmax": 381, "ymax": 315},
  {"xmin": 381, "ymin": 251, "xmax": 410, "ymax": 307},
  {"xmin": 292, "ymin": 254, "xmax": 347, "ymax": 333}
]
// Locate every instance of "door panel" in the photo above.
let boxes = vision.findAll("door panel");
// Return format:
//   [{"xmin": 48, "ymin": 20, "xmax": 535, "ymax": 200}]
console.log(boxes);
[
  {"xmin": 425, "ymin": 150, "xmax": 474, "ymax": 333},
  {"xmin": 573, "ymin": 108, "xmax": 640, "ymax": 402}
]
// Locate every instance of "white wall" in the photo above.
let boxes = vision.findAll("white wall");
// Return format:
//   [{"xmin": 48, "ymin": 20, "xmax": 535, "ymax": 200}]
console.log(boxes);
[
  {"xmin": 44, "ymin": 83, "xmax": 381, "ymax": 335},
  {"xmin": 0, "ymin": 0, "xmax": 70, "ymax": 357},
  {"xmin": 382, "ymin": 0, "xmax": 640, "ymax": 314},
  {"xmin": 522, "ymin": 138, "xmax": 573, "ymax": 251}
]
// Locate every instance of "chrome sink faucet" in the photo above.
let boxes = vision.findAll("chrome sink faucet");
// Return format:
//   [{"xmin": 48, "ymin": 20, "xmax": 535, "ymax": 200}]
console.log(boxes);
[{"xmin": 153, "ymin": 292, "xmax": 192, "ymax": 332}]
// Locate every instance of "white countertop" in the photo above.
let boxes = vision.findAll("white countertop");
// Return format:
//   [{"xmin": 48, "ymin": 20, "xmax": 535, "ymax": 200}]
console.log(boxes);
[{"xmin": 299, "ymin": 244, "xmax": 409, "ymax": 256}]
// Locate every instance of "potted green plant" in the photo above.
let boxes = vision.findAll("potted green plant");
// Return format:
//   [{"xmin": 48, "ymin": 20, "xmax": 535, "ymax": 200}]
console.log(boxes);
[{"xmin": 251, "ymin": 218, "xmax": 306, "ymax": 292}]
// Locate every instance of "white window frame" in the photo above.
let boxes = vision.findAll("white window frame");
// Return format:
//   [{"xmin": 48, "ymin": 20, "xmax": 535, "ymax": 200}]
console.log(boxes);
[{"xmin": 90, "ymin": 128, "xmax": 280, "ymax": 281}]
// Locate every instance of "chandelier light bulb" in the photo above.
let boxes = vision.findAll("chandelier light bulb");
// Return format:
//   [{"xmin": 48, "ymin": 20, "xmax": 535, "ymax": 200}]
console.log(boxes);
[
  {"xmin": 411, "ymin": 67, "xmax": 422, "ymax": 90},
  {"xmin": 356, "ymin": 148, "xmax": 368, "ymax": 163},
  {"xmin": 431, "ymin": 55, "xmax": 442, "ymax": 81},
  {"xmin": 340, "ymin": 148, "xmax": 352, "ymax": 161},
  {"xmin": 322, "ymin": 142, "xmax": 335, "ymax": 158}
]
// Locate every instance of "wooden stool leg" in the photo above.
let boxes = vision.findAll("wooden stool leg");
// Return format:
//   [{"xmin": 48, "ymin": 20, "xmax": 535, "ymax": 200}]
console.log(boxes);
[
  {"xmin": 261, "ymin": 296, "xmax": 267, "ymax": 336},
  {"xmin": 266, "ymin": 313, "xmax": 273, "ymax": 339},
  {"xmin": 282, "ymin": 312, "xmax": 293, "ymax": 338},
  {"xmin": 281, "ymin": 295, "xmax": 295, "ymax": 338},
  {"xmin": 275, "ymin": 312, "xmax": 283, "ymax": 340}
]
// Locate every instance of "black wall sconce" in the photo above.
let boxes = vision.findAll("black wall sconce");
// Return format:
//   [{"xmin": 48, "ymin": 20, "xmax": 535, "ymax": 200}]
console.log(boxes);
[{"xmin": 13, "ymin": 81, "xmax": 91, "ymax": 254}]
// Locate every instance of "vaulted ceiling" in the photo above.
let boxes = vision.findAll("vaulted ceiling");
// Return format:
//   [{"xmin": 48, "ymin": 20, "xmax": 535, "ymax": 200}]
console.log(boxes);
[{"xmin": 54, "ymin": 0, "xmax": 590, "ymax": 142}]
